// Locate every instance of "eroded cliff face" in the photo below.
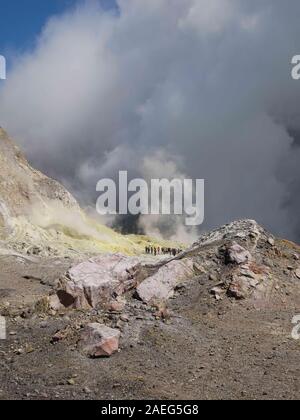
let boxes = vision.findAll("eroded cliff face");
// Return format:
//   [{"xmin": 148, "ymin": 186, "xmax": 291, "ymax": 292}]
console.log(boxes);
[
  {"xmin": 0, "ymin": 128, "xmax": 178, "ymax": 257},
  {"xmin": 0, "ymin": 129, "xmax": 128, "ymax": 255},
  {"xmin": 0, "ymin": 127, "xmax": 79, "ymax": 221}
]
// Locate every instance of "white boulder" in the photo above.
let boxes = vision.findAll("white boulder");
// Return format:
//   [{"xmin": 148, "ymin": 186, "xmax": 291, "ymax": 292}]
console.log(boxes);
[
  {"xmin": 136, "ymin": 259, "xmax": 194, "ymax": 305},
  {"xmin": 57, "ymin": 254, "xmax": 142, "ymax": 309}
]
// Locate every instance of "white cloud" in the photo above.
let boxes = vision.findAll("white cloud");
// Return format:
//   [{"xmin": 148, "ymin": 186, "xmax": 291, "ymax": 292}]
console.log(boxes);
[
  {"xmin": 179, "ymin": 0, "xmax": 238, "ymax": 36},
  {"xmin": 0, "ymin": 0, "xmax": 300, "ymax": 240}
]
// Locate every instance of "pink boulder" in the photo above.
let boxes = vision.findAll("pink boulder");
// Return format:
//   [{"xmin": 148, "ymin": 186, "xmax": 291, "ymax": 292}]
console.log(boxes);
[{"xmin": 79, "ymin": 323, "xmax": 120, "ymax": 358}]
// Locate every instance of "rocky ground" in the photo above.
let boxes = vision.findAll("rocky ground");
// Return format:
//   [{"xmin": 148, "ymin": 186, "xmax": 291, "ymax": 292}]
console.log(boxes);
[
  {"xmin": 1, "ymin": 129, "xmax": 300, "ymax": 400},
  {"xmin": 1, "ymin": 220, "xmax": 300, "ymax": 400}
]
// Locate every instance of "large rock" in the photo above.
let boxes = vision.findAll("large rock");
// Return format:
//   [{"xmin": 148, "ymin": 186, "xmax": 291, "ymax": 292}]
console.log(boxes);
[
  {"xmin": 56, "ymin": 254, "xmax": 143, "ymax": 309},
  {"xmin": 227, "ymin": 263, "xmax": 268, "ymax": 300},
  {"xmin": 136, "ymin": 259, "xmax": 195, "ymax": 305},
  {"xmin": 225, "ymin": 242, "xmax": 252, "ymax": 265},
  {"xmin": 228, "ymin": 273, "xmax": 254, "ymax": 300},
  {"xmin": 79, "ymin": 323, "xmax": 120, "ymax": 358}
]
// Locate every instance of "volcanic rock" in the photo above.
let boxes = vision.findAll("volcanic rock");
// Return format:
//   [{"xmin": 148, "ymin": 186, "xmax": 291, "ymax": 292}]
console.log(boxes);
[
  {"xmin": 136, "ymin": 259, "xmax": 194, "ymax": 305},
  {"xmin": 79, "ymin": 323, "xmax": 120, "ymax": 358},
  {"xmin": 225, "ymin": 242, "xmax": 252, "ymax": 265},
  {"xmin": 56, "ymin": 254, "xmax": 143, "ymax": 309}
]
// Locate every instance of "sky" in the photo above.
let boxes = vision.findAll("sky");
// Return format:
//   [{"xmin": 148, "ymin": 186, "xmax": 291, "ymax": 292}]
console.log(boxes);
[
  {"xmin": 0, "ymin": 0, "xmax": 300, "ymax": 243},
  {"xmin": 0, "ymin": 0, "xmax": 116, "ymax": 52},
  {"xmin": 0, "ymin": 1, "xmax": 75, "ymax": 52}
]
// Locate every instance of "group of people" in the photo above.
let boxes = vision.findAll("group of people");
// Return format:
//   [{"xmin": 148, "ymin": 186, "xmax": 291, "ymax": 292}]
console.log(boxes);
[{"xmin": 145, "ymin": 246, "xmax": 183, "ymax": 257}]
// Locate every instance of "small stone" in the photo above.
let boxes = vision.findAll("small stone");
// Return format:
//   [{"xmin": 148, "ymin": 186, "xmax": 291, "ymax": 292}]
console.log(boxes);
[
  {"xmin": 107, "ymin": 300, "xmax": 126, "ymax": 313},
  {"xmin": 51, "ymin": 327, "xmax": 71, "ymax": 344},
  {"xmin": 120, "ymin": 314, "xmax": 130, "ymax": 323},
  {"xmin": 295, "ymin": 269, "xmax": 300, "ymax": 279},
  {"xmin": 210, "ymin": 287, "xmax": 224, "ymax": 301},
  {"xmin": 26, "ymin": 345, "xmax": 34, "ymax": 354},
  {"xmin": 67, "ymin": 378, "xmax": 75, "ymax": 386},
  {"xmin": 48, "ymin": 294, "xmax": 63, "ymax": 312}
]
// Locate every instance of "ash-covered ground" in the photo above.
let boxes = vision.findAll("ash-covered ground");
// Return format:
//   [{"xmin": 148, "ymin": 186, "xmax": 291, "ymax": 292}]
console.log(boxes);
[
  {"xmin": 1, "ymin": 129, "xmax": 300, "ymax": 400},
  {"xmin": 1, "ymin": 219, "xmax": 300, "ymax": 400}
]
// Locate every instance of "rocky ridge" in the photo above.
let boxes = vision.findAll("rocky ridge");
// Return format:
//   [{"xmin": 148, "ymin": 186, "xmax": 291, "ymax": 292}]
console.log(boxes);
[{"xmin": 51, "ymin": 219, "xmax": 299, "ymax": 313}]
